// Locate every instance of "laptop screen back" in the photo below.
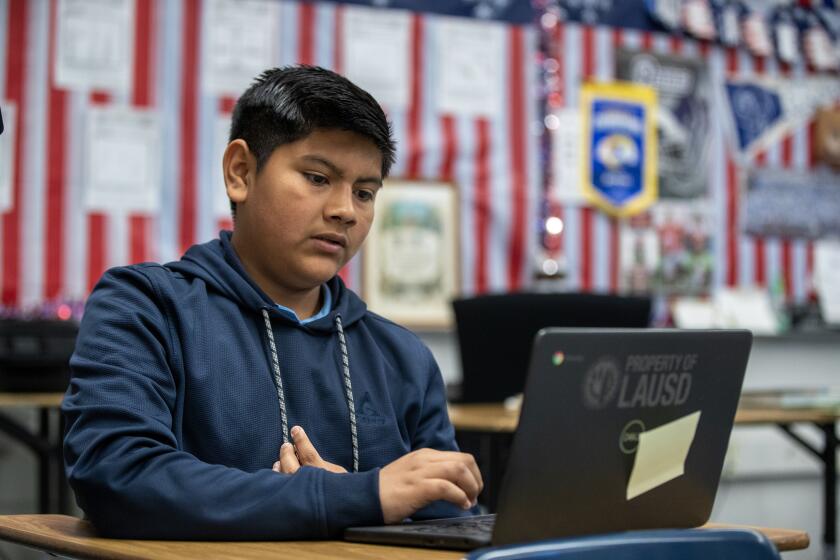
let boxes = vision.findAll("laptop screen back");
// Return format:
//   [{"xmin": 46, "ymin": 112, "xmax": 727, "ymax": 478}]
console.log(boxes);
[{"xmin": 492, "ymin": 328, "xmax": 751, "ymax": 545}]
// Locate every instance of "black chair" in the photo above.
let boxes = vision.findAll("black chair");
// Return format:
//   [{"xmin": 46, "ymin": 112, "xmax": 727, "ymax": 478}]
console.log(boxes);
[
  {"xmin": 451, "ymin": 293, "xmax": 652, "ymax": 511},
  {"xmin": 452, "ymin": 292, "xmax": 651, "ymax": 403},
  {"xmin": 466, "ymin": 528, "xmax": 782, "ymax": 560}
]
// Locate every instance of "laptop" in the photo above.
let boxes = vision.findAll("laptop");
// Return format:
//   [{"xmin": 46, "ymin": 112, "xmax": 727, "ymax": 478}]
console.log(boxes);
[{"xmin": 345, "ymin": 328, "xmax": 752, "ymax": 550}]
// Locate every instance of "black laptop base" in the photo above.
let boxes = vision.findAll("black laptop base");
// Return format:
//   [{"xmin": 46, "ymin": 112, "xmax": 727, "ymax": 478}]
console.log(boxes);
[{"xmin": 345, "ymin": 514, "xmax": 496, "ymax": 550}]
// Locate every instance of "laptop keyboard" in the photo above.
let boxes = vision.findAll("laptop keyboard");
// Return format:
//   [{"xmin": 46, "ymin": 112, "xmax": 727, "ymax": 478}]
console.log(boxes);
[{"xmin": 400, "ymin": 514, "xmax": 496, "ymax": 537}]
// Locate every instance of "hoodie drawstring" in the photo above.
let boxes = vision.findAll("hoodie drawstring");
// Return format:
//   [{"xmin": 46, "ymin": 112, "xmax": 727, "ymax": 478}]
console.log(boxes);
[
  {"xmin": 334, "ymin": 315, "xmax": 359, "ymax": 473},
  {"xmin": 260, "ymin": 309, "xmax": 359, "ymax": 473},
  {"xmin": 262, "ymin": 309, "xmax": 290, "ymax": 445}
]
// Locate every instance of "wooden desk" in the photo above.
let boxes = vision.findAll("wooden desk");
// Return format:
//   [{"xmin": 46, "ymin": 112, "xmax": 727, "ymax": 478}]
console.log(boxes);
[
  {"xmin": 449, "ymin": 400, "xmax": 839, "ymax": 548},
  {"xmin": 0, "ymin": 393, "xmax": 63, "ymax": 408},
  {"xmin": 0, "ymin": 515, "xmax": 810, "ymax": 559},
  {"xmin": 0, "ymin": 394, "xmax": 825, "ymax": 550},
  {"xmin": 448, "ymin": 403, "xmax": 840, "ymax": 431}
]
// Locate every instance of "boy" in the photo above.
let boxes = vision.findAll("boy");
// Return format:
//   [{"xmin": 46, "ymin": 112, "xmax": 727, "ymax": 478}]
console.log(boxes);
[{"xmin": 62, "ymin": 66, "xmax": 481, "ymax": 539}]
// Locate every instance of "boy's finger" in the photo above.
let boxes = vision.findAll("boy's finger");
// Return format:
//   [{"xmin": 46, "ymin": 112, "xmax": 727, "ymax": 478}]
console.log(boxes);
[
  {"xmin": 420, "ymin": 461, "xmax": 481, "ymax": 503},
  {"xmin": 291, "ymin": 426, "xmax": 322, "ymax": 464},
  {"xmin": 279, "ymin": 442, "xmax": 300, "ymax": 473},
  {"xmin": 418, "ymin": 449, "xmax": 483, "ymax": 493},
  {"xmin": 422, "ymin": 478, "xmax": 472, "ymax": 511}
]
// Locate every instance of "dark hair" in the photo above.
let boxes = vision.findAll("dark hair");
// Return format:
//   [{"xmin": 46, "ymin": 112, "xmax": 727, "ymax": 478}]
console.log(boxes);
[{"xmin": 227, "ymin": 65, "xmax": 396, "ymax": 216}]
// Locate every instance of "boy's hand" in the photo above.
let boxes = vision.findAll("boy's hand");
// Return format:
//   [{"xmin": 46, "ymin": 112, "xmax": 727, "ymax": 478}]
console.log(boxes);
[
  {"xmin": 378, "ymin": 448, "xmax": 483, "ymax": 524},
  {"xmin": 272, "ymin": 426, "xmax": 348, "ymax": 474}
]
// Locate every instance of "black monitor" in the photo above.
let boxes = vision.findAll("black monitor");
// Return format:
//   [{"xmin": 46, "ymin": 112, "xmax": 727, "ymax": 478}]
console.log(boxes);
[
  {"xmin": 0, "ymin": 319, "xmax": 78, "ymax": 392},
  {"xmin": 452, "ymin": 293, "xmax": 652, "ymax": 403}
]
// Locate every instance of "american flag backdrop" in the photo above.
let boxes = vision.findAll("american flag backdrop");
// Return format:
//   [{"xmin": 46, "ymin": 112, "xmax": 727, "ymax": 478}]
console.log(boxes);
[
  {"xmin": 0, "ymin": 0, "xmax": 541, "ymax": 311},
  {"xmin": 549, "ymin": 21, "xmax": 825, "ymax": 304}
]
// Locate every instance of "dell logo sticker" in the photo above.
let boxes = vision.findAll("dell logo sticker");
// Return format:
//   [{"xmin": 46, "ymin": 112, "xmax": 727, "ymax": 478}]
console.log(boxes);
[{"xmin": 619, "ymin": 419, "xmax": 645, "ymax": 454}]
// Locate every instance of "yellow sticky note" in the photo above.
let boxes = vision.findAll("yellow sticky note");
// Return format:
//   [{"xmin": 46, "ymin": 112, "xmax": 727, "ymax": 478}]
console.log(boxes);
[{"xmin": 626, "ymin": 411, "xmax": 701, "ymax": 501}]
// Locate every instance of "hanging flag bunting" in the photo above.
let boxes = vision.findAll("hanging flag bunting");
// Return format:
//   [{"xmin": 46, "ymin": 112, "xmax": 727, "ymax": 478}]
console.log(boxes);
[
  {"xmin": 803, "ymin": 10, "xmax": 840, "ymax": 71},
  {"xmin": 713, "ymin": 0, "xmax": 743, "ymax": 47},
  {"xmin": 816, "ymin": 7, "xmax": 840, "ymax": 49},
  {"xmin": 581, "ymin": 82, "xmax": 658, "ymax": 217},
  {"xmin": 683, "ymin": 0, "xmax": 716, "ymax": 41},
  {"xmin": 559, "ymin": 0, "xmax": 839, "ymax": 76},
  {"xmin": 771, "ymin": 6, "xmax": 800, "ymax": 66},
  {"xmin": 645, "ymin": 0, "xmax": 681, "ymax": 32},
  {"xmin": 742, "ymin": 10, "xmax": 773, "ymax": 58}
]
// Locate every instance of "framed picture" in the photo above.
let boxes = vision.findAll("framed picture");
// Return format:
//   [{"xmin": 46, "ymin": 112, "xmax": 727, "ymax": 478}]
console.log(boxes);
[{"xmin": 363, "ymin": 180, "xmax": 460, "ymax": 329}]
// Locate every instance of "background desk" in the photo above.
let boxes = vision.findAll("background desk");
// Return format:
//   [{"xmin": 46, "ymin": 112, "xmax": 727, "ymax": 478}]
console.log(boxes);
[
  {"xmin": 448, "ymin": 400, "xmax": 839, "ymax": 549},
  {"xmin": 0, "ymin": 515, "xmax": 810, "ymax": 559},
  {"xmin": 0, "ymin": 393, "xmax": 66, "ymax": 514}
]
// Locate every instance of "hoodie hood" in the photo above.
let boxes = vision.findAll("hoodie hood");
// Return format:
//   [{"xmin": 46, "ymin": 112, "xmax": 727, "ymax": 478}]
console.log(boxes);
[{"xmin": 167, "ymin": 231, "xmax": 368, "ymax": 331}]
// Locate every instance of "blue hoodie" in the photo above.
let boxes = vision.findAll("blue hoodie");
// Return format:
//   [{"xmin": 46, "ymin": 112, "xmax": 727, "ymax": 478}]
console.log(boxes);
[{"xmin": 62, "ymin": 231, "xmax": 467, "ymax": 539}]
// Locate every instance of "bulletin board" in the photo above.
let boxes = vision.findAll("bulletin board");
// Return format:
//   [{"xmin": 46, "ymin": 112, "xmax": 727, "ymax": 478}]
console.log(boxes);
[
  {"xmin": 4, "ymin": 0, "xmax": 837, "ymax": 317},
  {"xmin": 542, "ymin": 5, "xmax": 840, "ymax": 305}
]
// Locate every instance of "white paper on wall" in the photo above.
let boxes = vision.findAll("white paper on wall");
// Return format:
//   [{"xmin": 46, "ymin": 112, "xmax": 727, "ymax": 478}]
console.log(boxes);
[
  {"xmin": 0, "ymin": 103, "xmax": 16, "ymax": 213},
  {"xmin": 436, "ymin": 17, "xmax": 504, "ymax": 117},
  {"xmin": 671, "ymin": 297, "xmax": 715, "ymax": 329},
  {"xmin": 55, "ymin": 0, "xmax": 135, "ymax": 93},
  {"xmin": 213, "ymin": 115, "xmax": 233, "ymax": 219},
  {"xmin": 551, "ymin": 109, "xmax": 586, "ymax": 203},
  {"xmin": 713, "ymin": 288, "xmax": 780, "ymax": 336},
  {"xmin": 343, "ymin": 6, "xmax": 411, "ymax": 110},
  {"xmin": 84, "ymin": 106, "xmax": 162, "ymax": 213},
  {"xmin": 202, "ymin": 0, "xmax": 280, "ymax": 97},
  {"xmin": 815, "ymin": 240, "xmax": 840, "ymax": 325}
]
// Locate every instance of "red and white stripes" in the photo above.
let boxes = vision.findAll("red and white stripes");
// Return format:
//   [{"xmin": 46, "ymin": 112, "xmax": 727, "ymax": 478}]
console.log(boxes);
[
  {"xmin": 0, "ymin": 0, "xmax": 540, "ymax": 309},
  {"xmin": 6, "ymin": 1, "xmax": 820, "ymax": 311},
  {"xmin": 2, "ymin": 0, "xmax": 29, "ymax": 307}
]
